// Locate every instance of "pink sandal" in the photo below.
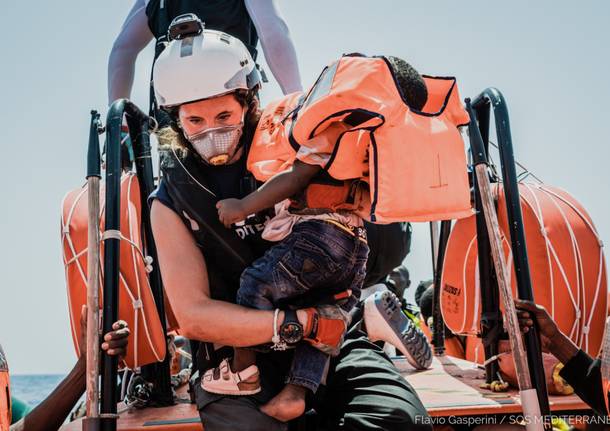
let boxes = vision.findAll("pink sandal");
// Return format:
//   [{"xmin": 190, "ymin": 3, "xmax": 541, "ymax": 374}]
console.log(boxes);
[{"xmin": 201, "ymin": 358, "xmax": 261, "ymax": 395}]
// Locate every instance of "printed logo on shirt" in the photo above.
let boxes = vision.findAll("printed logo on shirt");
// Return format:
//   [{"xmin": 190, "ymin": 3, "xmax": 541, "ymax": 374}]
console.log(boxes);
[{"xmin": 234, "ymin": 213, "xmax": 272, "ymax": 239}]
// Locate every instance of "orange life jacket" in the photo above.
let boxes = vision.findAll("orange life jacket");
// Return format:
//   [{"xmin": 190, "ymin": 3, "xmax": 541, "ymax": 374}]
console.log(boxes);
[
  {"xmin": 0, "ymin": 344, "xmax": 10, "ymax": 431},
  {"xmin": 248, "ymin": 54, "xmax": 473, "ymax": 223},
  {"xmin": 61, "ymin": 173, "xmax": 168, "ymax": 369}
]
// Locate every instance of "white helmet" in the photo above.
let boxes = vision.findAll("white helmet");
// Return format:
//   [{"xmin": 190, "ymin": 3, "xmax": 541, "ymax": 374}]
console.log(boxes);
[{"xmin": 153, "ymin": 29, "xmax": 261, "ymax": 108}]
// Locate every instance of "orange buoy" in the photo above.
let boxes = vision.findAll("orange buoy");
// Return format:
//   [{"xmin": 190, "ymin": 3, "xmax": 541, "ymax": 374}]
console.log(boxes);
[
  {"xmin": 62, "ymin": 173, "xmax": 166, "ymax": 369},
  {"xmin": 441, "ymin": 183, "xmax": 607, "ymax": 357}
]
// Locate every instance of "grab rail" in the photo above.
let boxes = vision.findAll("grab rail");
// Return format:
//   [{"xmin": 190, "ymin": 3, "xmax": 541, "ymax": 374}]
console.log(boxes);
[{"xmin": 470, "ymin": 89, "xmax": 551, "ymax": 421}]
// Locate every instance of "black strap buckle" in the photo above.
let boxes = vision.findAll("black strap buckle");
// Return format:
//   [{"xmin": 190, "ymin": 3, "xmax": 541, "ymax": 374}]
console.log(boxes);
[{"xmin": 168, "ymin": 13, "xmax": 204, "ymax": 41}]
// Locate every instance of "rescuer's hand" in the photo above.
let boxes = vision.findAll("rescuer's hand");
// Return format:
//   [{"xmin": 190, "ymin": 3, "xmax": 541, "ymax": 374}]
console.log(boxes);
[{"xmin": 217, "ymin": 198, "xmax": 247, "ymax": 228}]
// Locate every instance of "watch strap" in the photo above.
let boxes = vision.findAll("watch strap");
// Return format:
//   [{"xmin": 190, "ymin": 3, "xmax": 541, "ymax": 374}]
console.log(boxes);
[{"xmin": 283, "ymin": 309, "xmax": 299, "ymax": 326}]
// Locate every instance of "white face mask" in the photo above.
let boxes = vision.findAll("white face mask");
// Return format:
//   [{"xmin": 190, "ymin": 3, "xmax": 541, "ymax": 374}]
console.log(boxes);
[{"xmin": 186, "ymin": 121, "xmax": 244, "ymax": 166}]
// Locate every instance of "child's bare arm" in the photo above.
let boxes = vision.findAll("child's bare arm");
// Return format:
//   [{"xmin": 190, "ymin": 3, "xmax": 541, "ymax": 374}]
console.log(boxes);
[
  {"xmin": 217, "ymin": 160, "xmax": 321, "ymax": 227},
  {"xmin": 216, "ymin": 122, "xmax": 349, "ymax": 228},
  {"xmin": 248, "ymin": 160, "xmax": 321, "ymax": 211}
]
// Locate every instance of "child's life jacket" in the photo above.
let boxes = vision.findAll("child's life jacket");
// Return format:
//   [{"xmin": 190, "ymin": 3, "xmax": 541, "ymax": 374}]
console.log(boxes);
[{"xmin": 248, "ymin": 54, "xmax": 473, "ymax": 223}]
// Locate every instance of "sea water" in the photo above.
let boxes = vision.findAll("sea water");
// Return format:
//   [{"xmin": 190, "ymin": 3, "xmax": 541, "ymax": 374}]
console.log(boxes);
[{"xmin": 10, "ymin": 374, "xmax": 64, "ymax": 408}]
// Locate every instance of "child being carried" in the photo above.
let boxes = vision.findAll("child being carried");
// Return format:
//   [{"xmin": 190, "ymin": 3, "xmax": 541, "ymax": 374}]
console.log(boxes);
[{"xmin": 201, "ymin": 55, "xmax": 428, "ymax": 423}]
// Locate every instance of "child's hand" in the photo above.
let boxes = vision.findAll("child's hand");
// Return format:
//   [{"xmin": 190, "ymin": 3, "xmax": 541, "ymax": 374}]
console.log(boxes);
[{"xmin": 216, "ymin": 198, "xmax": 247, "ymax": 228}]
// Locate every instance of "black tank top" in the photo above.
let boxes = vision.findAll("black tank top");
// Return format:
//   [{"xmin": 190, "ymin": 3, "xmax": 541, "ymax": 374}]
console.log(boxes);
[{"xmin": 145, "ymin": 0, "xmax": 259, "ymax": 60}]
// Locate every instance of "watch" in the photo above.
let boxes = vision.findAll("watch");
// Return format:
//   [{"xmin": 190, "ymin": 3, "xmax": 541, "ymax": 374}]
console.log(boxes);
[{"xmin": 279, "ymin": 309, "xmax": 304, "ymax": 344}]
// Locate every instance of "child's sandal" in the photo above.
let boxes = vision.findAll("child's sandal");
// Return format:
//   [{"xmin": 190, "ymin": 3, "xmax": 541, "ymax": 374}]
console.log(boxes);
[{"xmin": 201, "ymin": 358, "xmax": 261, "ymax": 395}]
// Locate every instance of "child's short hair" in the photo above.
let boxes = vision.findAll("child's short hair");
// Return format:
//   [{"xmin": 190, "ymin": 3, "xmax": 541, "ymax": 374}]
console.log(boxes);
[{"xmin": 386, "ymin": 56, "xmax": 428, "ymax": 111}]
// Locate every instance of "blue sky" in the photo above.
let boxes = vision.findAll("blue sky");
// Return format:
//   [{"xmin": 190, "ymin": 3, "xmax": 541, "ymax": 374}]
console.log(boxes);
[{"xmin": 1, "ymin": 1, "xmax": 608, "ymax": 374}]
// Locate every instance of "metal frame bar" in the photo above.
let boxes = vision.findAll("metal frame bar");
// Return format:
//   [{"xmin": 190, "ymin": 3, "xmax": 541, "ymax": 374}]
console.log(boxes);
[
  {"xmin": 125, "ymin": 104, "xmax": 175, "ymax": 408},
  {"xmin": 470, "ymin": 89, "xmax": 551, "ymax": 420},
  {"xmin": 83, "ymin": 111, "xmax": 103, "ymax": 431},
  {"xmin": 100, "ymin": 100, "xmax": 173, "ymax": 431},
  {"xmin": 470, "ymin": 102, "xmax": 501, "ymax": 385},
  {"xmin": 472, "ymin": 169, "xmax": 501, "ymax": 384},
  {"xmin": 431, "ymin": 220, "xmax": 452, "ymax": 354}
]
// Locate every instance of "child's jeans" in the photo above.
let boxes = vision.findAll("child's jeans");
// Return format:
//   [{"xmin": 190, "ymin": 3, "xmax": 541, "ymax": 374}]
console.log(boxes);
[{"xmin": 237, "ymin": 219, "xmax": 369, "ymax": 392}]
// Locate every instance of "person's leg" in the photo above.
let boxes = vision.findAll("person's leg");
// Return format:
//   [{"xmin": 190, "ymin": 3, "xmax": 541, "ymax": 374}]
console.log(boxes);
[
  {"xmin": 261, "ymin": 343, "xmax": 329, "ymax": 422},
  {"xmin": 203, "ymin": 229, "xmax": 331, "ymax": 396},
  {"xmin": 260, "ymin": 384, "xmax": 307, "ymax": 423},
  {"xmin": 267, "ymin": 226, "xmax": 429, "ymax": 430},
  {"xmin": 285, "ymin": 337, "xmax": 331, "ymax": 393},
  {"xmin": 314, "ymin": 321, "xmax": 432, "ymax": 431},
  {"xmin": 233, "ymin": 348, "xmax": 257, "ymax": 371}
]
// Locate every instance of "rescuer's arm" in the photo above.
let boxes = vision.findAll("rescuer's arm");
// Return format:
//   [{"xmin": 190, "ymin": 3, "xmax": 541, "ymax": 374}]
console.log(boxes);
[
  {"xmin": 151, "ymin": 200, "xmax": 307, "ymax": 345},
  {"xmin": 516, "ymin": 299, "xmax": 607, "ymax": 416},
  {"xmin": 10, "ymin": 322, "xmax": 129, "ymax": 431},
  {"xmin": 107, "ymin": 0, "xmax": 154, "ymax": 104},
  {"xmin": 244, "ymin": 0, "xmax": 302, "ymax": 94}
]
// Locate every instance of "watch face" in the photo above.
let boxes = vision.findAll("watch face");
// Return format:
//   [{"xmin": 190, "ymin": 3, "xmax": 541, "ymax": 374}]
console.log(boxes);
[{"xmin": 280, "ymin": 322, "xmax": 303, "ymax": 344}]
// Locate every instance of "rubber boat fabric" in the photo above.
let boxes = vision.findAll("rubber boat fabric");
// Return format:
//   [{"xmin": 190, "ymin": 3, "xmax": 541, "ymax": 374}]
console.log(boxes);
[
  {"xmin": 61, "ymin": 173, "xmax": 166, "ymax": 369},
  {"xmin": 248, "ymin": 54, "xmax": 473, "ymax": 223},
  {"xmin": 0, "ymin": 344, "xmax": 10, "ymax": 431},
  {"xmin": 440, "ymin": 182, "xmax": 607, "ymax": 393}
]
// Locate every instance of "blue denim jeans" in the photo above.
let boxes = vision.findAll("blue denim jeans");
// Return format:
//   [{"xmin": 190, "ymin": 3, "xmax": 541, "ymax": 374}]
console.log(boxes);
[{"xmin": 237, "ymin": 219, "xmax": 369, "ymax": 392}]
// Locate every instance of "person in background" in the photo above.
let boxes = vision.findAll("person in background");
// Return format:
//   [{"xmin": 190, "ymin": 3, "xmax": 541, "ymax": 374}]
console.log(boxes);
[
  {"xmin": 387, "ymin": 265, "xmax": 411, "ymax": 299},
  {"xmin": 108, "ymin": 0, "xmax": 302, "ymax": 106}
]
